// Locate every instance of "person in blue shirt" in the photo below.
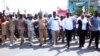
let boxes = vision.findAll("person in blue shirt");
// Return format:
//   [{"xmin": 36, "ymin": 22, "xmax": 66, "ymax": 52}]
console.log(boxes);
[
  {"xmin": 88, "ymin": 12, "xmax": 100, "ymax": 50},
  {"xmin": 98, "ymin": 13, "xmax": 100, "ymax": 35}
]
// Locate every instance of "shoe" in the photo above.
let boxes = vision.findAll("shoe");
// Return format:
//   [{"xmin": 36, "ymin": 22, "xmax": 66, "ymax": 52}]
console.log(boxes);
[
  {"xmin": 87, "ymin": 45, "xmax": 90, "ymax": 48},
  {"xmin": 75, "ymin": 41, "xmax": 78, "ymax": 44},
  {"xmin": 50, "ymin": 44, "xmax": 53, "ymax": 46},
  {"xmin": 39, "ymin": 44, "xmax": 42, "ymax": 47},
  {"xmin": 73, "ymin": 38, "xmax": 75, "ymax": 40},
  {"xmin": 30, "ymin": 43, "xmax": 33, "ymax": 46},
  {"xmin": 29, "ymin": 44, "xmax": 33, "ymax": 47},
  {"xmin": 53, "ymin": 45, "xmax": 58, "ymax": 47},
  {"xmin": 58, "ymin": 38, "xmax": 60, "ymax": 41},
  {"xmin": 67, "ymin": 45, "xmax": 70, "ymax": 49},
  {"xmin": 9, "ymin": 44, "xmax": 13, "ymax": 47},
  {"xmin": 79, "ymin": 45, "xmax": 82, "ymax": 48},
  {"xmin": 1, "ymin": 43, "xmax": 5, "ymax": 45},
  {"xmin": 82, "ymin": 45, "xmax": 84, "ymax": 47},
  {"xmin": 96, "ymin": 47, "xmax": 99, "ymax": 50},
  {"xmin": 54, "ymin": 42, "xmax": 57, "ymax": 45},
  {"xmin": 88, "ymin": 44, "xmax": 91, "ymax": 47},
  {"xmin": 20, "ymin": 40, "xmax": 24, "ymax": 46},
  {"xmin": 62, "ymin": 41, "xmax": 65, "ymax": 43},
  {"xmin": 67, "ymin": 46, "xmax": 70, "ymax": 49},
  {"xmin": 44, "ymin": 40, "xmax": 46, "ymax": 43}
]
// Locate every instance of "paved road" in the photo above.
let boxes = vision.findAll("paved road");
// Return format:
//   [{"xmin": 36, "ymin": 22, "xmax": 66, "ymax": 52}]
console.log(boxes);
[{"xmin": 0, "ymin": 38, "xmax": 100, "ymax": 56}]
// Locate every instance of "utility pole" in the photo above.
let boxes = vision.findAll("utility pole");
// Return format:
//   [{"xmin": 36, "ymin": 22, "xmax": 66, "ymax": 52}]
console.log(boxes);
[{"xmin": 3, "ymin": 0, "xmax": 6, "ymax": 10}]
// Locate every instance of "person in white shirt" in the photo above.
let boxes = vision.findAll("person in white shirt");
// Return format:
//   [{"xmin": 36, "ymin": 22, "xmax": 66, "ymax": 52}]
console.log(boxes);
[
  {"xmin": 25, "ymin": 16, "xmax": 36, "ymax": 46},
  {"xmin": 48, "ymin": 11, "xmax": 61, "ymax": 45},
  {"xmin": 59, "ymin": 16, "xmax": 65, "ymax": 43},
  {"xmin": 63, "ymin": 13, "xmax": 73, "ymax": 48},
  {"xmin": 71, "ymin": 13, "xmax": 77, "ymax": 40},
  {"xmin": 77, "ymin": 15, "xmax": 89, "ymax": 48}
]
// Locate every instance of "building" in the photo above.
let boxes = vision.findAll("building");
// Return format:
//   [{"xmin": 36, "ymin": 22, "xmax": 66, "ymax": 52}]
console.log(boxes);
[
  {"xmin": 97, "ymin": 0, "xmax": 100, "ymax": 13},
  {"xmin": 69, "ymin": 0, "xmax": 98, "ymax": 13}
]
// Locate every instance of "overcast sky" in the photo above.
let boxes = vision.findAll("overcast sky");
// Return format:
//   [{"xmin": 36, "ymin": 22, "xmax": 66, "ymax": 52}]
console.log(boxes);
[{"xmin": 0, "ymin": 0, "xmax": 68, "ymax": 14}]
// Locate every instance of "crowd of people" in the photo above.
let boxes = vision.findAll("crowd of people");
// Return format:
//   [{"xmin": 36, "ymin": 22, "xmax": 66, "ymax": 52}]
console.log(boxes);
[{"xmin": 0, "ymin": 10, "xmax": 100, "ymax": 50}]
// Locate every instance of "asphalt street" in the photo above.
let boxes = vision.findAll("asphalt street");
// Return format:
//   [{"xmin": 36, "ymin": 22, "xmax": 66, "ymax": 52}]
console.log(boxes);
[{"xmin": 0, "ymin": 38, "xmax": 100, "ymax": 56}]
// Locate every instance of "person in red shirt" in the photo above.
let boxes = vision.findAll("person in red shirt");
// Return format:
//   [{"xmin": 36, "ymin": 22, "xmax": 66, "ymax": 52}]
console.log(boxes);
[
  {"xmin": 0, "ymin": 12, "xmax": 6, "ymax": 45},
  {"xmin": 0, "ymin": 13, "xmax": 2, "ymax": 44}
]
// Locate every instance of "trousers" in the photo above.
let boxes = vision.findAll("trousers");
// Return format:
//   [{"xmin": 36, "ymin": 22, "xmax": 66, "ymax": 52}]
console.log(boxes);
[
  {"xmin": 89, "ymin": 31, "xmax": 99, "ymax": 48},
  {"xmin": 79, "ymin": 30, "xmax": 87, "ymax": 47},
  {"xmin": 28, "ymin": 30, "xmax": 34, "ymax": 44},
  {"xmin": 51, "ymin": 30, "xmax": 59, "ymax": 45},
  {"xmin": 65, "ymin": 29, "xmax": 73, "ymax": 47}
]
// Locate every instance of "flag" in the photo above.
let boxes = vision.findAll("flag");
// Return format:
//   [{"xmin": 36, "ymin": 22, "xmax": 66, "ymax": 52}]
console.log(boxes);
[
  {"xmin": 6, "ymin": 6, "xmax": 9, "ymax": 11},
  {"xmin": 57, "ymin": 7, "xmax": 67, "ymax": 16},
  {"xmin": 24, "ymin": 9, "xmax": 26, "ymax": 13},
  {"xmin": 17, "ymin": 9, "xmax": 20, "ymax": 15}
]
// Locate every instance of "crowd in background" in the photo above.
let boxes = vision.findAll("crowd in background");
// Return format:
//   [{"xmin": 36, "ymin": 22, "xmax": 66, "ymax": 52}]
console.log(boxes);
[{"xmin": 0, "ymin": 10, "xmax": 100, "ymax": 50}]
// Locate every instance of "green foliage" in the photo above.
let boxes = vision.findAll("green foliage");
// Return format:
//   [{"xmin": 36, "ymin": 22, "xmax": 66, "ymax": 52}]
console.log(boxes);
[
  {"xmin": 75, "ymin": 6, "xmax": 96, "ymax": 16},
  {"xmin": 89, "ymin": 6, "xmax": 96, "ymax": 14},
  {"xmin": 75, "ymin": 7, "xmax": 82, "ymax": 16}
]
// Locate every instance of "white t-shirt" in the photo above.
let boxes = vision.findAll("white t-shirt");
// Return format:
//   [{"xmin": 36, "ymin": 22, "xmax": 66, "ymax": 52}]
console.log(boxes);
[
  {"xmin": 64, "ymin": 17, "xmax": 73, "ymax": 30},
  {"xmin": 49, "ymin": 16, "xmax": 60, "ymax": 31},
  {"xmin": 60, "ymin": 19, "xmax": 65, "ymax": 31},
  {"xmin": 26, "ymin": 19, "xmax": 35, "ymax": 31},
  {"xmin": 81, "ymin": 18, "xmax": 88, "ymax": 30}
]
